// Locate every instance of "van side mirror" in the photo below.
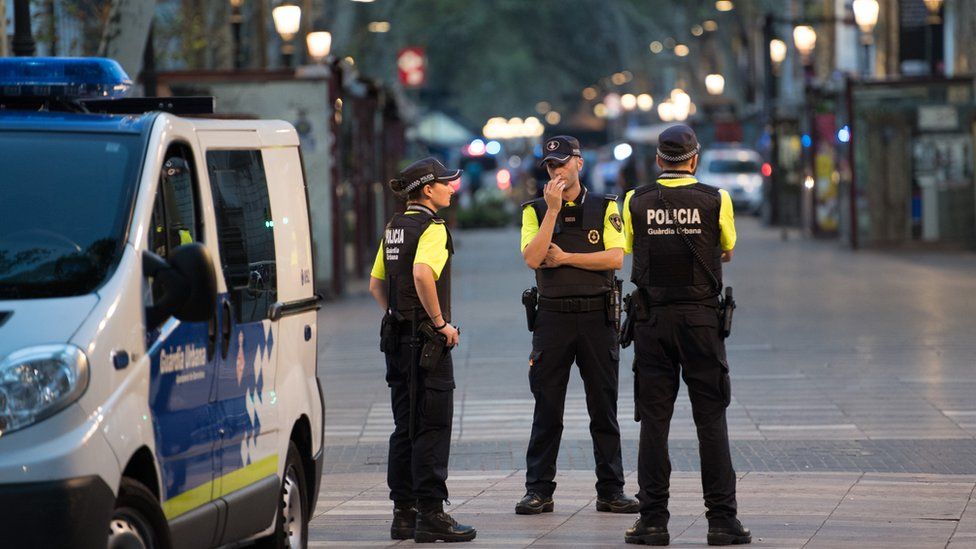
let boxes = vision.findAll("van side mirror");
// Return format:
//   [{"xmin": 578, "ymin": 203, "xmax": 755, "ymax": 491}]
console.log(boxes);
[{"xmin": 143, "ymin": 243, "xmax": 217, "ymax": 330}]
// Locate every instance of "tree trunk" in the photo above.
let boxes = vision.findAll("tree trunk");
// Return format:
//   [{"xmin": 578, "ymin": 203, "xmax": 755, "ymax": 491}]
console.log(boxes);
[{"xmin": 98, "ymin": 0, "xmax": 156, "ymax": 81}]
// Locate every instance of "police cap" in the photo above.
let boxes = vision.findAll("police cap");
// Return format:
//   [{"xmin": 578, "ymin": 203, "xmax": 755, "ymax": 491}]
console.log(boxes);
[
  {"xmin": 397, "ymin": 157, "xmax": 462, "ymax": 194},
  {"xmin": 539, "ymin": 135, "xmax": 582, "ymax": 167},
  {"xmin": 656, "ymin": 124, "xmax": 700, "ymax": 163}
]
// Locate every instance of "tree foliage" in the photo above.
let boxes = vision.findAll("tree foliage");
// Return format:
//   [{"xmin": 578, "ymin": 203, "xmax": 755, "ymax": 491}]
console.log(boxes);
[{"xmin": 336, "ymin": 0, "xmax": 689, "ymax": 126}]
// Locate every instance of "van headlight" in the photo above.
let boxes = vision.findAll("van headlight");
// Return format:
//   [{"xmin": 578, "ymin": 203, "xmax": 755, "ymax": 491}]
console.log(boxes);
[{"xmin": 0, "ymin": 345, "xmax": 89, "ymax": 436}]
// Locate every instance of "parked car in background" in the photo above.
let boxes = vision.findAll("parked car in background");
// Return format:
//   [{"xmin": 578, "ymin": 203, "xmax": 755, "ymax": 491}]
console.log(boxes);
[{"xmin": 697, "ymin": 145, "xmax": 765, "ymax": 214}]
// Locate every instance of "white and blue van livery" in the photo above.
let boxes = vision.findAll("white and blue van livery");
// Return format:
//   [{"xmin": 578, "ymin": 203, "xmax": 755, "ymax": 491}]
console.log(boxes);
[{"xmin": 0, "ymin": 58, "xmax": 324, "ymax": 549}]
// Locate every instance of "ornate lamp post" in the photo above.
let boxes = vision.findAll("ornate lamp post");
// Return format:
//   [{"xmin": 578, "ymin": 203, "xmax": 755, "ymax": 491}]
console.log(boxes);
[
  {"xmin": 272, "ymin": 1, "xmax": 302, "ymax": 67},
  {"xmin": 852, "ymin": 0, "xmax": 879, "ymax": 76},
  {"xmin": 923, "ymin": 0, "xmax": 944, "ymax": 75}
]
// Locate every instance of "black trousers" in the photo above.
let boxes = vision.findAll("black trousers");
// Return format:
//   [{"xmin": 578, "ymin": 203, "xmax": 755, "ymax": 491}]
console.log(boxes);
[
  {"xmin": 386, "ymin": 335, "xmax": 455, "ymax": 503},
  {"xmin": 525, "ymin": 308, "xmax": 625, "ymax": 498},
  {"xmin": 633, "ymin": 303, "xmax": 737, "ymax": 528}
]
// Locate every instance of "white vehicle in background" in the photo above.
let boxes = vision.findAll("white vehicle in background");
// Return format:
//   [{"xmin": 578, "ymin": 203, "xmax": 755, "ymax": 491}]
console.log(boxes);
[
  {"xmin": 697, "ymin": 146, "xmax": 766, "ymax": 214},
  {"xmin": 0, "ymin": 58, "xmax": 323, "ymax": 549}
]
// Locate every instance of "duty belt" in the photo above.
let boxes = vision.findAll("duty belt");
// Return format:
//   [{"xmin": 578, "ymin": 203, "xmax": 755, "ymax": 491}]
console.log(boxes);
[{"xmin": 538, "ymin": 295, "xmax": 605, "ymax": 313}]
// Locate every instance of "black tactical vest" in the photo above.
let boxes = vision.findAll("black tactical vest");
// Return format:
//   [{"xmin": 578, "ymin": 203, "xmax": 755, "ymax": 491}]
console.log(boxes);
[
  {"xmin": 526, "ymin": 188, "xmax": 615, "ymax": 298},
  {"xmin": 629, "ymin": 179, "xmax": 723, "ymax": 304},
  {"xmin": 383, "ymin": 205, "xmax": 453, "ymax": 322}
]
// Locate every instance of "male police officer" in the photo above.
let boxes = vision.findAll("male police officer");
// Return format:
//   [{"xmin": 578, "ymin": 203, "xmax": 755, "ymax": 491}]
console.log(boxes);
[
  {"xmin": 517, "ymin": 135, "xmax": 639, "ymax": 515},
  {"xmin": 369, "ymin": 157, "xmax": 476, "ymax": 543},
  {"xmin": 621, "ymin": 125, "xmax": 751, "ymax": 545}
]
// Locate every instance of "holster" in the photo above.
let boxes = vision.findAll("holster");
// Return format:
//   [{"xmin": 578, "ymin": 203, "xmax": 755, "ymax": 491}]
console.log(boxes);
[
  {"xmin": 379, "ymin": 311, "xmax": 401, "ymax": 354},
  {"xmin": 521, "ymin": 287, "xmax": 538, "ymax": 332},
  {"xmin": 418, "ymin": 322, "xmax": 449, "ymax": 371},
  {"xmin": 619, "ymin": 288, "xmax": 648, "ymax": 348},
  {"xmin": 719, "ymin": 287, "xmax": 736, "ymax": 339}
]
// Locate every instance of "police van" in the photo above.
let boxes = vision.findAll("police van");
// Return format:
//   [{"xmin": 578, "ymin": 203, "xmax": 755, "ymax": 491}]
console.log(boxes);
[{"xmin": 0, "ymin": 58, "xmax": 324, "ymax": 548}]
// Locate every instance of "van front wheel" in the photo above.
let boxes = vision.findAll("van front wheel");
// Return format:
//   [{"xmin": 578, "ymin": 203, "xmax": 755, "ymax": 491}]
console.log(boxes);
[
  {"xmin": 108, "ymin": 478, "xmax": 171, "ymax": 549},
  {"xmin": 256, "ymin": 441, "xmax": 309, "ymax": 549}
]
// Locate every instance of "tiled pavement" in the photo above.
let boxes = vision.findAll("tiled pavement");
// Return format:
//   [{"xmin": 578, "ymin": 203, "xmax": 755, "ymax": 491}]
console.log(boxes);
[
  {"xmin": 309, "ymin": 471, "xmax": 976, "ymax": 548},
  {"xmin": 308, "ymin": 219, "xmax": 976, "ymax": 547}
]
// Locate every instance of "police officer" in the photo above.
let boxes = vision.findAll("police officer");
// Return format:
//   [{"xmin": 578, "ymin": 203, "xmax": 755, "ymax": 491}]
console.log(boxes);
[
  {"xmin": 368, "ymin": 157, "xmax": 476, "ymax": 543},
  {"xmin": 621, "ymin": 125, "xmax": 751, "ymax": 546},
  {"xmin": 517, "ymin": 135, "xmax": 639, "ymax": 515}
]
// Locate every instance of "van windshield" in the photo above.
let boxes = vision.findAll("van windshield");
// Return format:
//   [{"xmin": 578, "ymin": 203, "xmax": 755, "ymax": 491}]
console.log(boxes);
[{"xmin": 0, "ymin": 131, "xmax": 141, "ymax": 299}]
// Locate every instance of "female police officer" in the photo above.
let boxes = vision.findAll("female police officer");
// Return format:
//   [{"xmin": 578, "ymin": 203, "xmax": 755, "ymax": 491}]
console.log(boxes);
[{"xmin": 368, "ymin": 157, "xmax": 476, "ymax": 543}]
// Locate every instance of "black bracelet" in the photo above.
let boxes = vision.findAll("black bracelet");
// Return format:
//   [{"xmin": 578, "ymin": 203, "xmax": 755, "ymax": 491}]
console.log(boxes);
[{"xmin": 433, "ymin": 321, "xmax": 448, "ymax": 330}]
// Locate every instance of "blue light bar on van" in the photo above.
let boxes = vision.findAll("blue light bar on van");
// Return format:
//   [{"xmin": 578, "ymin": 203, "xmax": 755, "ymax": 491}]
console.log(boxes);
[{"xmin": 0, "ymin": 57, "xmax": 133, "ymax": 99}]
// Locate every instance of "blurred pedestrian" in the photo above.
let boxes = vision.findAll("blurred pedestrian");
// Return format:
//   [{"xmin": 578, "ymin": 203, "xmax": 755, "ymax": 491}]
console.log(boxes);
[
  {"xmin": 517, "ymin": 135, "xmax": 639, "ymax": 515},
  {"xmin": 620, "ymin": 125, "xmax": 751, "ymax": 546},
  {"xmin": 368, "ymin": 157, "xmax": 476, "ymax": 543}
]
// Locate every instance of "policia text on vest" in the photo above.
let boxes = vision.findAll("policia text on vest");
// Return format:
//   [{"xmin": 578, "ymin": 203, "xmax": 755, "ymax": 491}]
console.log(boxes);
[
  {"xmin": 516, "ymin": 135, "xmax": 639, "ymax": 516},
  {"xmin": 368, "ymin": 157, "xmax": 476, "ymax": 543}
]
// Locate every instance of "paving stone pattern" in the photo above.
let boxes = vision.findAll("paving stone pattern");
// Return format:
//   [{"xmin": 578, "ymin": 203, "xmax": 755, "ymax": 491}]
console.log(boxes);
[{"xmin": 309, "ymin": 219, "xmax": 976, "ymax": 547}]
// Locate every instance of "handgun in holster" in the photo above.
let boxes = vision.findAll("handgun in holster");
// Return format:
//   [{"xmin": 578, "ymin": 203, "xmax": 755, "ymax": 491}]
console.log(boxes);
[
  {"xmin": 379, "ymin": 311, "xmax": 402, "ymax": 353},
  {"xmin": 418, "ymin": 321, "xmax": 450, "ymax": 371},
  {"xmin": 620, "ymin": 288, "xmax": 651, "ymax": 348},
  {"xmin": 719, "ymin": 287, "xmax": 736, "ymax": 339},
  {"xmin": 521, "ymin": 287, "xmax": 538, "ymax": 332}
]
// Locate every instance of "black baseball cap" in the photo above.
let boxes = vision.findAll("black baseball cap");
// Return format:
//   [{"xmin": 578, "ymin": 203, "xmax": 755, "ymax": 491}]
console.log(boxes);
[
  {"xmin": 656, "ymin": 124, "xmax": 700, "ymax": 162},
  {"xmin": 398, "ymin": 157, "xmax": 462, "ymax": 193},
  {"xmin": 539, "ymin": 135, "xmax": 582, "ymax": 167}
]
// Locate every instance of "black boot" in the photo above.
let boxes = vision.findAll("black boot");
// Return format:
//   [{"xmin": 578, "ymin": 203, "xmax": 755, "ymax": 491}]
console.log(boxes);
[
  {"xmin": 414, "ymin": 501, "xmax": 477, "ymax": 543},
  {"xmin": 515, "ymin": 492, "xmax": 554, "ymax": 515},
  {"xmin": 707, "ymin": 518, "xmax": 751, "ymax": 546},
  {"xmin": 625, "ymin": 516, "xmax": 669, "ymax": 546},
  {"xmin": 596, "ymin": 492, "xmax": 640, "ymax": 513},
  {"xmin": 390, "ymin": 500, "xmax": 417, "ymax": 540}
]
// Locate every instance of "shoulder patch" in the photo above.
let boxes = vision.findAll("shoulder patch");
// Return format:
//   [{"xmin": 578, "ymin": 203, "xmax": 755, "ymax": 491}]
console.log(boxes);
[{"xmin": 609, "ymin": 213, "xmax": 623, "ymax": 232}]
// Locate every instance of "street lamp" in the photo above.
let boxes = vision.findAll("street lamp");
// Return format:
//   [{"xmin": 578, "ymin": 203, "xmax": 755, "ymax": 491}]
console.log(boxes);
[
  {"xmin": 657, "ymin": 101, "xmax": 675, "ymax": 122},
  {"xmin": 769, "ymin": 38, "xmax": 787, "ymax": 72},
  {"xmin": 792, "ymin": 25, "xmax": 816, "ymax": 66},
  {"xmin": 306, "ymin": 31, "xmax": 332, "ymax": 63},
  {"xmin": 923, "ymin": 0, "xmax": 943, "ymax": 24},
  {"xmin": 637, "ymin": 93, "xmax": 654, "ymax": 112},
  {"xmin": 621, "ymin": 93, "xmax": 637, "ymax": 111},
  {"xmin": 852, "ymin": 0, "xmax": 879, "ymax": 76},
  {"xmin": 922, "ymin": 0, "xmax": 943, "ymax": 74},
  {"xmin": 272, "ymin": 1, "xmax": 302, "ymax": 67},
  {"xmin": 705, "ymin": 74, "xmax": 725, "ymax": 96},
  {"xmin": 852, "ymin": 0, "xmax": 880, "ymax": 37}
]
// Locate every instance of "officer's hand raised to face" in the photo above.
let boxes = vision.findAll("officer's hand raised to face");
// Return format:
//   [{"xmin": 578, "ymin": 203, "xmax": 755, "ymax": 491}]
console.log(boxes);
[
  {"xmin": 544, "ymin": 177, "xmax": 565, "ymax": 213},
  {"xmin": 438, "ymin": 322, "xmax": 460, "ymax": 347}
]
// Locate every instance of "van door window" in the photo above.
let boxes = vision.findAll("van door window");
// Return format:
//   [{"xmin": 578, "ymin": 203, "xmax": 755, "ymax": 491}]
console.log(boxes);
[
  {"xmin": 206, "ymin": 150, "xmax": 277, "ymax": 324},
  {"xmin": 149, "ymin": 150, "xmax": 200, "ymax": 259}
]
